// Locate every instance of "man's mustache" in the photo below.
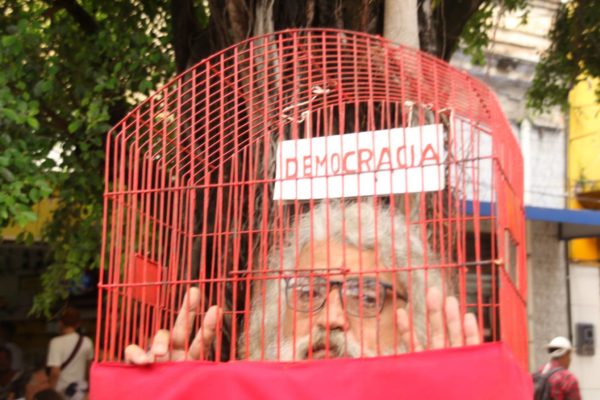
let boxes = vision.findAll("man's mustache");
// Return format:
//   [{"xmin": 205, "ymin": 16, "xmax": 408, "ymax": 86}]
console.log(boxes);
[{"xmin": 295, "ymin": 328, "xmax": 363, "ymax": 360}]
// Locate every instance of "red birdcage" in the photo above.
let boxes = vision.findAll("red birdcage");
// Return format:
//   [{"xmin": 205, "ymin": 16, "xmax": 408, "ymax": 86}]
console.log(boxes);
[{"xmin": 94, "ymin": 29, "xmax": 530, "ymax": 399}]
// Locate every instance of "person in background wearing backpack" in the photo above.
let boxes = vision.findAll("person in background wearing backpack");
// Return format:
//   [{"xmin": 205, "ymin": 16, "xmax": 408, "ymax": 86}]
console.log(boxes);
[
  {"xmin": 533, "ymin": 336, "xmax": 581, "ymax": 400},
  {"xmin": 46, "ymin": 307, "xmax": 93, "ymax": 400}
]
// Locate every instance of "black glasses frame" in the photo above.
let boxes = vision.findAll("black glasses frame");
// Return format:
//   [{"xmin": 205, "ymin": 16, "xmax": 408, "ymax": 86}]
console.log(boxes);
[{"xmin": 284, "ymin": 275, "xmax": 407, "ymax": 318}]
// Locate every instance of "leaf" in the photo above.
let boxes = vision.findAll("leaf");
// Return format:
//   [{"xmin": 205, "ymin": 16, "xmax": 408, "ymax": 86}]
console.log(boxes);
[
  {"xmin": 0, "ymin": 167, "xmax": 14, "ymax": 182},
  {"xmin": 15, "ymin": 210, "xmax": 38, "ymax": 226},
  {"xmin": 33, "ymin": 80, "xmax": 51, "ymax": 96},
  {"xmin": 0, "ymin": 133, "xmax": 10, "ymax": 145},
  {"xmin": 68, "ymin": 120, "xmax": 82, "ymax": 133},
  {"xmin": 138, "ymin": 79, "xmax": 153, "ymax": 92},
  {"xmin": 28, "ymin": 187, "xmax": 39, "ymax": 201},
  {"xmin": 40, "ymin": 158, "xmax": 56, "ymax": 169},
  {"xmin": 2, "ymin": 108, "xmax": 20, "ymax": 123},
  {"xmin": 1, "ymin": 35, "xmax": 16, "ymax": 47},
  {"xmin": 23, "ymin": 231, "xmax": 35, "ymax": 246},
  {"xmin": 27, "ymin": 116, "xmax": 40, "ymax": 130}
]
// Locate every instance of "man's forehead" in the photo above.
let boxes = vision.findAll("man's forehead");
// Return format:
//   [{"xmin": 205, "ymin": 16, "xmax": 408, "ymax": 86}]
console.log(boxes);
[
  {"xmin": 295, "ymin": 240, "xmax": 386, "ymax": 274},
  {"xmin": 297, "ymin": 240, "xmax": 369, "ymax": 258}
]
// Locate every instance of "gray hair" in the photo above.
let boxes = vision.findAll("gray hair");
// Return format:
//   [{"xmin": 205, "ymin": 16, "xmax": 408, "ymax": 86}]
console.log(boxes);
[{"xmin": 244, "ymin": 199, "xmax": 440, "ymax": 360}]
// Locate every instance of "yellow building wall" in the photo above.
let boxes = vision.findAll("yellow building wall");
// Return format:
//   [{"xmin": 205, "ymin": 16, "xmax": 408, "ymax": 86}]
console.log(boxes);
[
  {"xmin": 1, "ymin": 198, "xmax": 58, "ymax": 241},
  {"xmin": 568, "ymin": 77, "xmax": 600, "ymax": 262}
]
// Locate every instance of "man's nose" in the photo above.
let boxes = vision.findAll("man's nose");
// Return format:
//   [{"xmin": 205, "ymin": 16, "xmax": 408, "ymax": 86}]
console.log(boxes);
[{"xmin": 315, "ymin": 288, "xmax": 349, "ymax": 331}]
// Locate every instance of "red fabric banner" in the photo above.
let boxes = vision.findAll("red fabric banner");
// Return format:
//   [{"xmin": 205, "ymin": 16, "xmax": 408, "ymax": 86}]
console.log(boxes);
[{"xmin": 91, "ymin": 342, "xmax": 532, "ymax": 399}]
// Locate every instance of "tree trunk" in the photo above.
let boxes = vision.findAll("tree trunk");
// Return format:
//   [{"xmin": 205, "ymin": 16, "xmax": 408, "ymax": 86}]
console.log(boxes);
[
  {"xmin": 418, "ymin": 0, "xmax": 438, "ymax": 55},
  {"xmin": 383, "ymin": 0, "xmax": 419, "ymax": 48}
]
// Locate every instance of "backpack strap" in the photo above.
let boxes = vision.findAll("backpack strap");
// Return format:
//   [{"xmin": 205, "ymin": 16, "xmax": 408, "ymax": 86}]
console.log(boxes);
[
  {"xmin": 60, "ymin": 334, "xmax": 84, "ymax": 370},
  {"xmin": 541, "ymin": 367, "xmax": 564, "ymax": 399},
  {"xmin": 545, "ymin": 366, "xmax": 564, "ymax": 378}
]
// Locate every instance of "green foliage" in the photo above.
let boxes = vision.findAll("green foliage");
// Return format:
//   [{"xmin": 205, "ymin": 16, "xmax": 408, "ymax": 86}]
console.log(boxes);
[
  {"xmin": 0, "ymin": 132, "xmax": 55, "ymax": 227},
  {"xmin": 0, "ymin": 1, "xmax": 175, "ymax": 317},
  {"xmin": 528, "ymin": 1, "xmax": 600, "ymax": 112},
  {"xmin": 1, "ymin": 0, "xmax": 534, "ymax": 318},
  {"xmin": 459, "ymin": 0, "xmax": 528, "ymax": 65}
]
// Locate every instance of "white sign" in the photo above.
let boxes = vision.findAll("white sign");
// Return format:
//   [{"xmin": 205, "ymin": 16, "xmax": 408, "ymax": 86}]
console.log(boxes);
[{"xmin": 273, "ymin": 125, "xmax": 445, "ymax": 200}]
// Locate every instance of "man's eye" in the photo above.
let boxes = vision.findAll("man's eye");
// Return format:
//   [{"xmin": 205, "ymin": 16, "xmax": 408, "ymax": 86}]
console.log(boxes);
[
  {"xmin": 361, "ymin": 292, "xmax": 379, "ymax": 308},
  {"xmin": 295, "ymin": 286, "xmax": 320, "ymax": 300}
]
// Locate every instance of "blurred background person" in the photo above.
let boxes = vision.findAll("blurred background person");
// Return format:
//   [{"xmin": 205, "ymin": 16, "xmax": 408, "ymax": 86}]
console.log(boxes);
[
  {"xmin": 46, "ymin": 307, "xmax": 92, "ymax": 400},
  {"xmin": 0, "ymin": 345, "xmax": 31, "ymax": 400},
  {"xmin": 0, "ymin": 323, "xmax": 23, "ymax": 373},
  {"xmin": 533, "ymin": 336, "xmax": 581, "ymax": 400}
]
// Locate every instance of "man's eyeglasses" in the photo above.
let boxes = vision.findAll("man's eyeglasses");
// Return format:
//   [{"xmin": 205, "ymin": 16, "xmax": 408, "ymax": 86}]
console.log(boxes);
[{"xmin": 284, "ymin": 275, "xmax": 406, "ymax": 318}]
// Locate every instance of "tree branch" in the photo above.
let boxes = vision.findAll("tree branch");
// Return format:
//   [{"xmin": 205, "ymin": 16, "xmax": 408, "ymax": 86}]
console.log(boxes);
[
  {"xmin": 433, "ymin": 0, "xmax": 485, "ymax": 60},
  {"xmin": 226, "ymin": 0, "xmax": 249, "ymax": 44},
  {"xmin": 50, "ymin": 0, "xmax": 98, "ymax": 35},
  {"xmin": 171, "ymin": 0, "xmax": 197, "ymax": 72},
  {"xmin": 418, "ymin": 0, "xmax": 437, "ymax": 55},
  {"xmin": 39, "ymin": 102, "xmax": 70, "ymax": 133}
]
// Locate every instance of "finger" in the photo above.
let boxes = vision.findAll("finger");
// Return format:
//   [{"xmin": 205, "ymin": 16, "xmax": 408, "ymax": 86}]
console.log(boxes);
[
  {"xmin": 171, "ymin": 287, "xmax": 201, "ymax": 348},
  {"xmin": 464, "ymin": 313, "xmax": 481, "ymax": 346},
  {"xmin": 444, "ymin": 296, "xmax": 463, "ymax": 347},
  {"xmin": 396, "ymin": 308, "xmax": 423, "ymax": 352},
  {"xmin": 426, "ymin": 287, "xmax": 445, "ymax": 349},
  {"xmin": 150, "ymin": 329, "xmax": 171, "ymax": 360},
  {"xmin": 167, "ymin": 349, "xmax": 188, "ymax": 362},
  {"xmin": 125, "ymin": 344, "xmax": 150, "ymax": 365},
  {"xmin": 189, "ymin": 305, "xmax": 222, "ymax": 360}
]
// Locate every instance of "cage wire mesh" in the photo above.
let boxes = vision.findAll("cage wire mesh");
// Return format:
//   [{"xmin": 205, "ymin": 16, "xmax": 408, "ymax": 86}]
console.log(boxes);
[{"xmin": 98, "ymin": 29, "xmax": 527, "ymax": 368}]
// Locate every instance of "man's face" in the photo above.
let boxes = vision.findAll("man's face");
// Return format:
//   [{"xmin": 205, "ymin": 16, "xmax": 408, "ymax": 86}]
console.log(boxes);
[
  {"xmin": 280, "ymin": 241, "xmax": 404, "ymax": 360},
  {"xmin": 564, "ymin": 350, "xmax": 572, "ymax": 368}
]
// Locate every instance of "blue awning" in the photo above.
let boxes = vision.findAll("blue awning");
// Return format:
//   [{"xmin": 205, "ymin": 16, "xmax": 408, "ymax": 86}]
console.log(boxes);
[
  {"xmin": 466, "ymin": 201, "xmax": 600, "ymax": 239},
  {"xmin": 526, "ymin": 205, "xmax": 600, "ymax": 239}
]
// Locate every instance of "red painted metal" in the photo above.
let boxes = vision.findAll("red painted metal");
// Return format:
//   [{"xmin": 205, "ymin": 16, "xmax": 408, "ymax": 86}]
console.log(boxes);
[{"xmin": 97, "ymin": 29, "xmax": 527, "ymax": 370}]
